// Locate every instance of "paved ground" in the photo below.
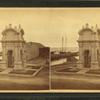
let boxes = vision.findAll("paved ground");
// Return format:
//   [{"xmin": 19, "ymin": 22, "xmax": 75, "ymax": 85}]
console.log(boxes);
[
  {"xmin": 51, "ymin": 63, "xmax": 100, "ymax": 90},
  {"xmin": 51, "ymin": 73, "xmax": 100, "ymax": 90},
  {"xmin": 0, "ymin": 67, "xmax": 49, "ymax": 90}
]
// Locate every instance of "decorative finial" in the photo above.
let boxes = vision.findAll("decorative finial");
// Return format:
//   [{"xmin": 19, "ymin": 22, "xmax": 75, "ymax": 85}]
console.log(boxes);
[
  {"xmin": 86, "ymin": 23, "xmax": 89, "ymax": 28},
  {"xmin": 19, "ymin": 24, "xmax": 21, "ymax": 29},
  {"xmin": 96, "ymin": 24, "xmax": 98, "ymax": 29},
  {"xmin": 91, "ymin": 26, "xmax": 94, "ymax": 29},
  {"xmin": 9, "ymin": 24, "xmax": 12, "ymax": 28}
]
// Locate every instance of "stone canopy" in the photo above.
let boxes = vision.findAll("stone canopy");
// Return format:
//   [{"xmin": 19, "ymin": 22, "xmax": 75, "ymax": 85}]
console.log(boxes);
[
  {"xmin": 78, "ymin": 23, "xmax": 100, "ymax": 69},
  {"xmin": 78, "ymin": 23, "xmax": 100, "ymax": 42},
  {"xmin": 1, "ymin": 24, "xmax": 25, "ymax": 42}
]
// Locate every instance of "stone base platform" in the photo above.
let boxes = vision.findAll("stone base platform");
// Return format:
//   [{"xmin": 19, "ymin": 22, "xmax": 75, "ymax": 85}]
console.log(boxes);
[{"xmin": 0, "ymin": 65, "xmax": 43, "ymax": 78}]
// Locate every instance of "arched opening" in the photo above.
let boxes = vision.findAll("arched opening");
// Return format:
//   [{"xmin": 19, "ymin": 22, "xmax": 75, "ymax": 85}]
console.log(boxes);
[
  {"xmin": 84, "ymin": 50, "xmax": 91, "ymax": 68},
  {"xmin": 7, "ymin": 50, "xmax": 14, "ymax": 68},
  {"xmin": 97, "ymin": 50, "xmax": 100, "ymax": 67},
  {"xmin": 20, "ymin": 50, "xmax": 23, "ymax": 60},
  {"xmin": 20, "ymin": 50, "xmax": 24, "ymax": 67}
]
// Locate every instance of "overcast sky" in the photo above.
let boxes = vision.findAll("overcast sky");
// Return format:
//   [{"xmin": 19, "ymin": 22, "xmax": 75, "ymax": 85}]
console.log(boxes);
[{"xmin": 0, "ymin": 8, "xmax": 100, "ymax": 48}]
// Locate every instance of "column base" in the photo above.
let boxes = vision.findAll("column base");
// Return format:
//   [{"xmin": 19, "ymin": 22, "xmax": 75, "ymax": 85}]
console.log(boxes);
[
  {"xmin": 0, "ymin": 61, "xmax": 7, "ymax": 69},
  {"xmin": 77, "ymin": 61, "xmax": 83, "ymax": 69},
  {"xmin": 14, "ymin": 61, "xmax": 24, "ymax": 69},
  {"xmin": 90, "ymin": 62, "xmax": 99, "ymax": 70}
]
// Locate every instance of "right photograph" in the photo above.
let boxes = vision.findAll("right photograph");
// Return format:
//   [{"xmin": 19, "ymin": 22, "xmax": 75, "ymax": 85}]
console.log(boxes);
[{"xmin": 51, "ymin": 8, "xmax": 100, "ymax": 90}]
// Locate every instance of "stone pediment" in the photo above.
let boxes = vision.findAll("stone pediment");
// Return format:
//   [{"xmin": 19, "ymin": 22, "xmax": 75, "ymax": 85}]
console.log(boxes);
[
  {"xmin": 78, "ymin": 24, "xmax": 100, "ymax": 41},
  {"xmin": 1, "ymin": 24, "xmax": 24, "ymax": 42},
  {"xmin": 78, "ymin": 28, "xmax": 93, "ymax": 35},
  {"xmin": 2, "ymin": 28, "xmax": 19, "ymax": 35}
]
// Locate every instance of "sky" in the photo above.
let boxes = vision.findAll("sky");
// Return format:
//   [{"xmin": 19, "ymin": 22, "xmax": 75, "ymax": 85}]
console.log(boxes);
[{"xmin": 0, "ymin": 8, "xmax": 100, "ymax": 48}]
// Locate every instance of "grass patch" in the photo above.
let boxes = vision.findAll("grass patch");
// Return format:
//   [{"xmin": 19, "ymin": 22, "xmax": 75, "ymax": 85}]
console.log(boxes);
[
  {"xmin": 86, "ymin": 69, "xmax": 100, "ymax": 74},
  {"xmin": 9, "ymin": 69, "xmax": 36, "ymax": 75},
  {"xmin": 57, "ymin": 67, "xmax": 80, "ymax": 73}
]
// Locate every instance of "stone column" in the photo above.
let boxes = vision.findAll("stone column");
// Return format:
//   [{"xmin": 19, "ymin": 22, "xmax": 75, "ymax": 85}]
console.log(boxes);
[
  {"xmin": 0, "ymin": 44, "xmax": 7, "ymax": 69},
  {"xmin": 77, "ymin": 43, "xmax": 84, "ymax": 69},
  {"xmin": 91, "ymin": 44, "xmax": 99, "ymax": 69},
  {"xmin": 14, "ymin": 45, "xmax": 23, "ymax": 69}
]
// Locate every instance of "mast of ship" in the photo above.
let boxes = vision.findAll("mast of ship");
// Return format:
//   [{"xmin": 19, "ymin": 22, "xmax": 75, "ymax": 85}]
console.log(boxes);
[
  {"xmin": 62, "ymin": 36, "xmax": 64, "ymax": 52},
  {"xmin": 65, "ymin": 35, "xmax": 67, "ymax": 52},
  {"xmin": 65, "ymin": 34, "xmax": 67, "ymax": 62}
]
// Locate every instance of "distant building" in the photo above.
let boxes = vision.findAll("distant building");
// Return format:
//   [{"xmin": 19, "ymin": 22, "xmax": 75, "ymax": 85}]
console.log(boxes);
[
  {"xmin": 24, "ymin": 42, "xmax": 45, "ymax": 61},
  {"xmin": 0, "ymin": 24, "xmax": 49, "ymax": 69},
  {"xmin": 39, "ymin": 47, "xmax": 50, "ymax": 59},
  {"xmin": 78, "ymin": 23, "xmax": 100, "ymax": 69}
]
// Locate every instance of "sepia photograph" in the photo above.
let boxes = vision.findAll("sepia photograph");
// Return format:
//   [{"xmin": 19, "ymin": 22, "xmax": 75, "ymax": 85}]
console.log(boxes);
[
  {"xmin": 0, "ymin": 8, "xmax": 50, "ymax": 90},
  {"xmin": 51, "ymin": 8, "xmax": 100, "ymax": 90},
  {"xmin": 1, "ymin": 8, "xmax": 100, "ymax": 91}
]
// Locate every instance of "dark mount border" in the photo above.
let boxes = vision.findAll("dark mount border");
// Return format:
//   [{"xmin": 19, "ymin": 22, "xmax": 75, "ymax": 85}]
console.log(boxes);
[
  {"xmin": 0, "ymin": 0, "xmax": 99, "ymax": 99},
  {"xmin": 0, "ymin": 93, "xmax": 100, "ymax": 99},
  {"xmin": 0, "ymin": 0, "xmax": 100, "ymax": 7}
]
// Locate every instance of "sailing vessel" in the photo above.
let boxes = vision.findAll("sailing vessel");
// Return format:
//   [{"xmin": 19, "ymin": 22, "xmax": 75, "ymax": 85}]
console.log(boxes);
[{"xmin": 60, "ymin": 35, "xmax": 67, "ymax": 54}]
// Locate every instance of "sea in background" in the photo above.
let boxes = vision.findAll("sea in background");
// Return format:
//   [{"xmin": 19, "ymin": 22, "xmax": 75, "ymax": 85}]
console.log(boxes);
[
  {"xmin": 51, "ymin": 58, "xmax": 67, "ymax": 66},
  {"xmin": 51, "ymin": 47, "xmax": 79, "ymax": 66},
  {"xmin": 50, "ymin": 47, "xmax": 79, "ymax": 52}
]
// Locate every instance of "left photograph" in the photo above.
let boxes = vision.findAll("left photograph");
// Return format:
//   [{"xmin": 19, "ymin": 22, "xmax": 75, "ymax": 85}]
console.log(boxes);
[{"xmin": 0, "ymin": 8, "xmax": 50, "ymax": 90}]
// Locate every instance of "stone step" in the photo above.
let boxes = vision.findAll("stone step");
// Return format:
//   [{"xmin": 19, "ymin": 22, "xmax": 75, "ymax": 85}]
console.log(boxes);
[
  {"xmin": 77, "ymin": 68, "xmax": 90, "ymax": 74},
  {"xmin": 1, "ymin": 68, "xmax": 13, "ymax": 74}
]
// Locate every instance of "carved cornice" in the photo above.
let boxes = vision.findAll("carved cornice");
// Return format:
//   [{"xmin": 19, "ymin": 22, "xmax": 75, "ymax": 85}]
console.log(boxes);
[
  {"xmin": 77, "ymin": 40, "xmax": 100, "ymax": 43},
  {"xmin": 0, "ymin": 40, "xmax": 25, "ymax": 43}
]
